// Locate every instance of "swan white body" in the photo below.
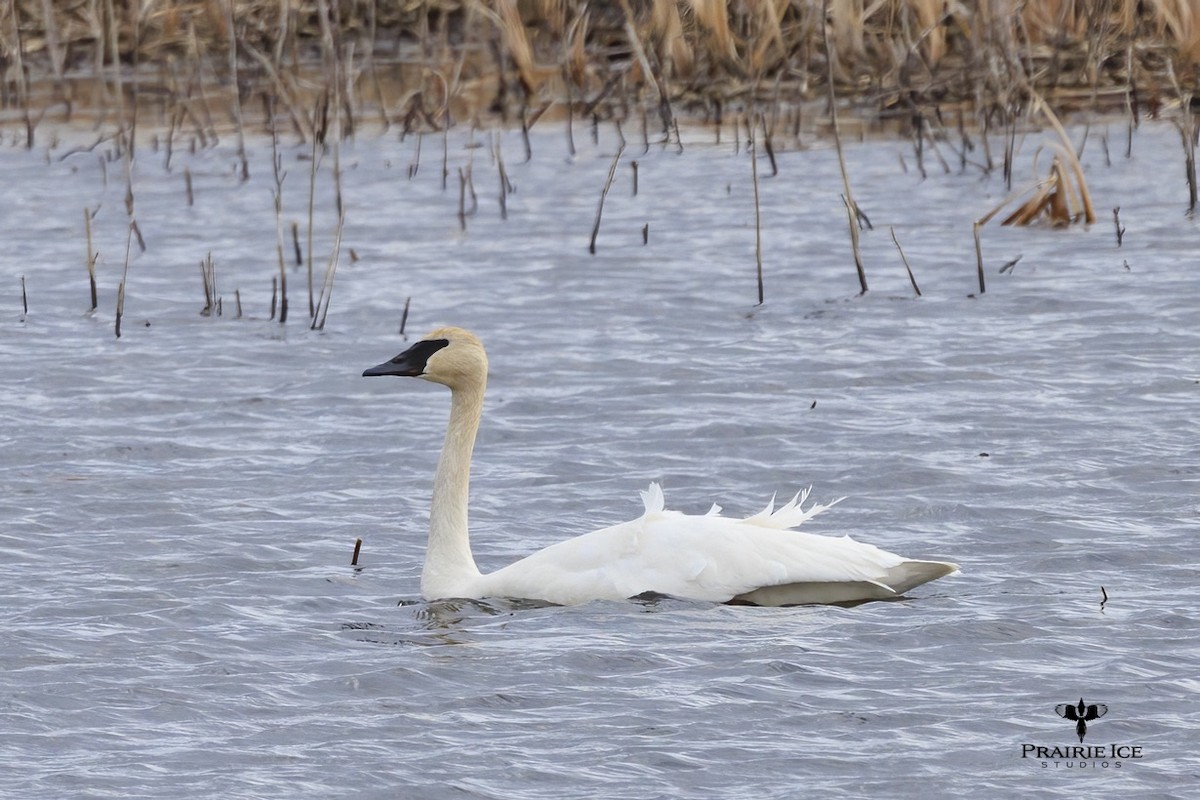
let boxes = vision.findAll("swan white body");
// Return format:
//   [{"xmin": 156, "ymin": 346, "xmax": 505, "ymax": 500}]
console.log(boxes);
[{"xmin": 364, "ymin": 327, "xmax": 957, "ymax": 606}]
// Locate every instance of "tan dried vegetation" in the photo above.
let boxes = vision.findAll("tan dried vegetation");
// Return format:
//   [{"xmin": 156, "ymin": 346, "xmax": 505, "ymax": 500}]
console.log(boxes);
[{"xmin": 3, "ymin": 2, "xmax": 1200, "ymax": 131}]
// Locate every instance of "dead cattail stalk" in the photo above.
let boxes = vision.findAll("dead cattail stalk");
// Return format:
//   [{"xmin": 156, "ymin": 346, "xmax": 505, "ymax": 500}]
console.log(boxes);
[
  {"xmin": 1031, "ymin": 93, "xmax": 1097, "ymax": 223},
  {"xmin": 399, "ymin": 296, "xmax": 411, "ymax": 336},
  {"xmin": 306, "ymin": 118, "xmax": 321, "ymax": 317},
  {"xmin": 408, "ymin": 131, "xmax": 423, "ymax": 179},
  {"xmin": 351, "ymin": 537, "xmax": 363, "ymax": 567},
  {"xmin": 823, "ymin": 0, "xmax": 868, "ymax": 295},
  {"xmin": 762, "ymin": 118, "xmax": 778, "ymax": 177},
  {"xmin": 494, "ymin": 132, "xmax": 510, "ymax": 220},
  {"xmin": 972, "ymin": 221, "xmax": 986, "ymax": 295},
  {"xmin": 20, "ymin": 276, "xmax": 28, "ymax": 318},
  {"xmin": 589, "ymin": 142, "xmax": 627, "ymax": 254},
  {"xmin": 84, "ymin": 208, "xmax": 98, "ymax": 311},
  {"xmin": 889, "ymin": 227, "xmax": 922, "ymax": 297},
  {"xmin": 1179, "ymin": 103, "xmax": 1198, "ymax": 214},
  {"xmin": 457, "ymin": 167, "xmax": 469, "ymax": 231},
  {"xmin": 115, "ymin": 280, "xmax": 125, "ymax": 338},
  {"xmin": 199, "ymin": 252, "xmax": 218, "ymax": 316},
  {"xmin": 183, "ymin": 167, "xmax": 194, "ymax": 206},
  {"xmin": 750, "ymin": 115, "xmax": 765, "ymax": 305},
  {"xmin": 631, "ymin": 160, "xmax": 638, "ymax": 196},
  {"xmin": 224, "ymin": 0, "xmax": 249, "ymax": 181},
  {"xmin": 270, "ymin": 119, "xmax": 289, "ymax": 324},
  {"xmin": 1113, "ymin": 207, "xmax": 1125, "ymax": 246},
  {"xmin": 310, "ymin": 212, "xmax": 344, "ymax": 331}
]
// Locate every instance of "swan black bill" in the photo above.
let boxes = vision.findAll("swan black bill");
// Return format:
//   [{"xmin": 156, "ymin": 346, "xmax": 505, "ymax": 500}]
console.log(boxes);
[{"xmin": 362, "ymin": 338, "xmax": 450, "ymax": 378}]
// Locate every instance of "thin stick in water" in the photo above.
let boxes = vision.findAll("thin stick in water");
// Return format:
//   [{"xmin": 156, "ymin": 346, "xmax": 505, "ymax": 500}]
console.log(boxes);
[
  {"xmin": 750, "ymin": 115, "xmax": 764, "ymax": 305},
  {"xmin": 888, "ymin": 227, "xmax": 921, "ymax": 297},
  {"xmin": 973, "ymin": 221, "xmax": 986, "ymax": 295},
  {"xmin": 399, "ymin": 296, "xmax": 411, "ymax": 336},
  {"xmin": 351, "ymin": 537, "xmax": 363, "ymax": 567},
  {"xmin": 84, "ymin": 207, "xmax": 97, "ymax": 311},
  {"xmin": 589, "ymin": 142, "xmax": 626, "ymax": 254},
  {"xmin": 822, "ymin": 0, "xmax": 868, "ymax": 294}
]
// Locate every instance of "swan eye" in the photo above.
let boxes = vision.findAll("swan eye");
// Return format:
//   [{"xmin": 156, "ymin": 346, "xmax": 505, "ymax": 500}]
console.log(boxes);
[{"xmin": 363, "ymin": 338, "xmax": 450, "ymax": 377}]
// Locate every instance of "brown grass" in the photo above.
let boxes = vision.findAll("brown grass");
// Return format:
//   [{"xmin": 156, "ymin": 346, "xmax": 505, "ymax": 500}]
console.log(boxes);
[{"xmin": 5, "ymin": 0, "xmax": 1200, "ymax": 140}]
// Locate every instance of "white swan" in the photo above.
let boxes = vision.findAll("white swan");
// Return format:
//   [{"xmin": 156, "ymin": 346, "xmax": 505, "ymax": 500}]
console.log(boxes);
[{"xmin": 363, "ymin": 327, "xmax": 958, "ymax": 606}]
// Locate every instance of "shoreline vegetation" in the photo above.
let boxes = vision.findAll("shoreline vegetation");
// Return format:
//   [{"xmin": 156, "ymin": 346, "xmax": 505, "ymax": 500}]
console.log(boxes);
[
  {"xmin": 3, "ymin": 2, "xmax": 1197, "ymax": 329},
  {"xmin": 3, "ymin": 1, "xmax": 1199, "ymax": 144}
]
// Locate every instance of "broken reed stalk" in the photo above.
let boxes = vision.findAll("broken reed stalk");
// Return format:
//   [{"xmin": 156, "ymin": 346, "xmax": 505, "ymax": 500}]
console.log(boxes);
[
  {"xmin": 199, "ymin": 251, "xmax": 218, "ymax": 316},
  {"xmin": 306, "ymin": 118, "xmax": 321, "ymax": 318},
  {"xmin": 115, "ymin": 221, "xmax": 136, "ymax": 338},
  {"xmin": 972, "ymin": 221, "xmax": 986, "ymax": 295},
  {"xmin": 309, "ymin": 136, "xmax": 346, "ymax": 331},
  {"xmin": 270, "ymin": 114, "xmax": 289, "ymax": 324},
  {"xmin": 822, "ymin": 0, "xmax": 868, "ymax": 294},
  {"xmin": 224, "ymin": 0, "xmax": 249, "ymax": 182},
  {"xmin": 310, "ymin": 211, "xmax": 344, "ymax": 331},
  {"xmin": 399, "ymin": 296, "xmax": 411, "ymax": 335},
  {"xmin": 494, "ymin": 132, "xmax": 509, "ymax": 220},
  {"xmin": 20, "ymin": 276, "xmax": 28, "ymax": 318},
  {"xmin": 1031, "ymin": 93, "xmax": 1097, "ymax": 223},
  {"xmin": 589, "ymin": 141, "xmax": 626, "ymax": 254},
  {"xmin": 457, "ymin": 167, "xmax": 468, "ymax": 231},
  {"xmin": 351, "ymin": 537, "xmax": 363, "ymax": 567},
  {"xmin": 1178, "ymin": 98, "xmax": 1197, "ymax": 215},
  {"xmin": 750, "ymin": 114, "xmax": 764, "ymax": 305},
  {"xmin": 84, "ymin": 207, "xmax": 97, "ymax": 311},
  {"xmin": 889, "ymin": 227, "xmax": 922, "ymax": 297},
  {"xmin": 1113, "ymin": 207, "xmax": 1125, "ymax": 246}
]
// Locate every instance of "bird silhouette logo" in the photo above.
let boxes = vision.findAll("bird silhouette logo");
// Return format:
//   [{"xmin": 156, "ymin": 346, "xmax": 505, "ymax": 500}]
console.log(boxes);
[{"xmin": 1055, "ymin": 698, "xmax": 1108, "ymax": 742}]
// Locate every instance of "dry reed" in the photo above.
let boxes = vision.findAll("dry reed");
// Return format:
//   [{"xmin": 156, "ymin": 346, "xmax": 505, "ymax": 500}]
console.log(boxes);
[
  {"xmin": 9, "ymin": 0, "xmax": 1200, "ymax": 139},
  {"xmin": 589, "ymin": 142, "xmax": 626, "ymax": 255}
]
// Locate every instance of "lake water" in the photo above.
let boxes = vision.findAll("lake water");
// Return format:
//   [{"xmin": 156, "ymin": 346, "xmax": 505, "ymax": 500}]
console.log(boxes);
[{"xmin": 1, "ymin": 115, "xmax": 1197, "ymax": 798}]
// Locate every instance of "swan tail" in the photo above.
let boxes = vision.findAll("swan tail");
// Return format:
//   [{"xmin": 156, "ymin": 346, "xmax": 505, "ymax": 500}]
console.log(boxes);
[
  {"xmin": 640, "ymin": 483, "xmax": 666, "ymax": 516},
  {"xmin": 743, "ymin": 488, "xmax": 844, "ymax": 530}
]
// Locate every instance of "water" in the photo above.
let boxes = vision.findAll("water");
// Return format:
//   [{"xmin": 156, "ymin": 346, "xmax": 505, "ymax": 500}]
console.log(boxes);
[{"xmin": 2, "ymin": 119, "xmax": 1197, "ymax": 798}]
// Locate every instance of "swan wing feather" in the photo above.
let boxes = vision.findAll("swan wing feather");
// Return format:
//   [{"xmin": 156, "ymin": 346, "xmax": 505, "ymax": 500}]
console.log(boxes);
[{"xmin": 479, "ymin": 484, "xmax": 956, "ymax": 605}]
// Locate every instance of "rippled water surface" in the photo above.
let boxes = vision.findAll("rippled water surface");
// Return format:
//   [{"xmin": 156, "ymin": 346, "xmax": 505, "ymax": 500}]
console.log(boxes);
[{"xmin": 2, "ymin": 119, "xmax": 1198, "ymax": 798}]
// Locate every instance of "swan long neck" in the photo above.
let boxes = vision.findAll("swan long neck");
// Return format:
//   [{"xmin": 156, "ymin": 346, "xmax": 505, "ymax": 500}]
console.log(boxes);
[{"xmin": 424, "ymin": 379, "xmax": 485, "ymax": 596}]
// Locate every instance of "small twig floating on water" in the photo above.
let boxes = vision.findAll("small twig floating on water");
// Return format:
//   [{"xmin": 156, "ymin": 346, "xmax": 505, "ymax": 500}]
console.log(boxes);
[{"xmin": 999, "ymin": 255, "xmax": 1023, "ymax": 274}]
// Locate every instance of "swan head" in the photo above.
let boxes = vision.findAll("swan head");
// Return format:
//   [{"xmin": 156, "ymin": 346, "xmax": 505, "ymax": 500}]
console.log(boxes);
[{"xmin": 362, "ymin": 326, "xmax": 487, "ymax": 391}]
